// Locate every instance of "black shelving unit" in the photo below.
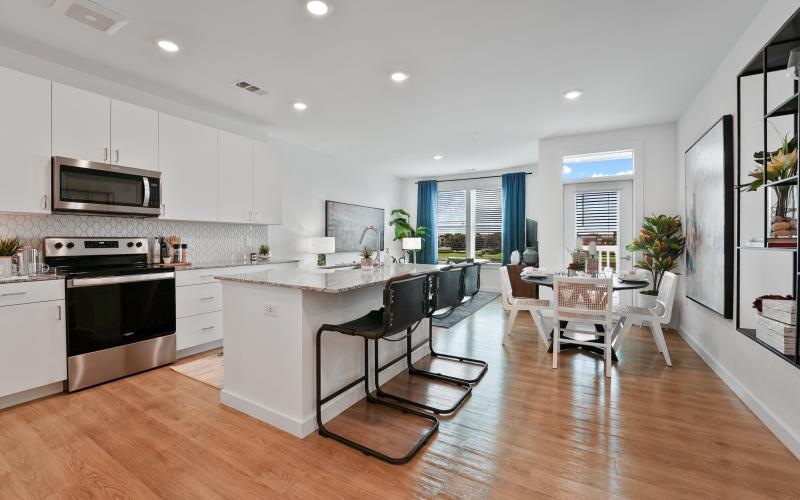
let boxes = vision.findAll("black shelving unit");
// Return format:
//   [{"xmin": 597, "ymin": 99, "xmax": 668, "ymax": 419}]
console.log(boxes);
[{"xmin": 736, "ymin": 8, "xmax": 800, "ymax": 369}]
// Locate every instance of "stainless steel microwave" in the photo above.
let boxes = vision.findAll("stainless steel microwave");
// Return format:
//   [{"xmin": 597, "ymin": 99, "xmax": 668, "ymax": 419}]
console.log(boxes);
[{"xmin": 52, "ymin": 157, "xmax": 162, "ymax": 216}]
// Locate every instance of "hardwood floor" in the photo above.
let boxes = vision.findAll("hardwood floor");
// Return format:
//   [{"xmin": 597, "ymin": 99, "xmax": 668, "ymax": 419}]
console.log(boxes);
[{"xmin": 1, "ymin": 299, "xmax": 798, "ymax": 499}]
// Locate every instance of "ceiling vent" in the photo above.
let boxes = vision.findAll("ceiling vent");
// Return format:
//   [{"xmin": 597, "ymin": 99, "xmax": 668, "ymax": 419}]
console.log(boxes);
[
  {"xmin": 50, "ymin": 0, "xmax": 129, "ymax": 35},
  {"xmin": 234, "ymin": 80, "xmax": 268, "ymax": 96}
]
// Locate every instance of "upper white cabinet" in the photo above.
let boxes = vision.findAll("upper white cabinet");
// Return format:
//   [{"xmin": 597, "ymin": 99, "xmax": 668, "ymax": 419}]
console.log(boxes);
[
  {"xmin": 159, "ymin": 113, "xmax": 219, "ymax": 222},
  {"xmin": 52, "ymin": 82, "xmax": 110, "ymax": 162},
  {"xmin": 0, "ymin": 66, "xmax": 51, "ymax": 214},
  {"xmin": 253, "ymin": 140, "xmax": 282, "ymax": 225},
  {"xmin": 110, "ymin": 99, "xmax": 158, "ymax": 170},
  {"xmin": 218, "ymin": 130, "xmax": 254, "ymax": 223}
]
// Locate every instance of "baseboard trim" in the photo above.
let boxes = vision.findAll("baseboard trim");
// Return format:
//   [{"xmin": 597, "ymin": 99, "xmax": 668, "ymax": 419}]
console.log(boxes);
[
  {"xmin": 677, "ymin": 327, "xmax": 800, "ymax": 459},
  {"xmin": 0, "ymin": 381, "xmax": 63, "ymax": 411}
]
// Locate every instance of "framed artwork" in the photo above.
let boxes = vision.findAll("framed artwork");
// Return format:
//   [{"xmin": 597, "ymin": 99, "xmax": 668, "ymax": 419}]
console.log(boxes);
[
  {"xmin": 685, "ymin": 115, "xmax": 734, "ymax": 318},
  {"xmin": 325, "ymin": 200, "xmax": 385, "ymax": 252}
]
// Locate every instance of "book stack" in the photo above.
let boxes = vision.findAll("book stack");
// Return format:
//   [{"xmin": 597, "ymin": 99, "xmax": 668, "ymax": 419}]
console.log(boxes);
[{"xmin": 756, "ymin": 298, "xmax": 797, "ymax": 355}]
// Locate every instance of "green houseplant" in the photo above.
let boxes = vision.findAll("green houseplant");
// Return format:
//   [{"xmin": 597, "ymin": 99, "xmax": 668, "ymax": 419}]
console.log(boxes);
[
  {"xmin": 259, "ymin": 244, "xmax": 271, "ymax": 258},
  {"xmin": 626, "ymin": 215, "xmax": 686, "ymax": 295},
  {"xmin": 0, "ymin": 237, "xmax": 21, "ymax": 277},
  {"xmin": 389, "ymin": 209, "xmax": 428, "ymax": 261},
  {"xmin": 359, "ymin": 246, "xmax": 374, "ymax": 269}
]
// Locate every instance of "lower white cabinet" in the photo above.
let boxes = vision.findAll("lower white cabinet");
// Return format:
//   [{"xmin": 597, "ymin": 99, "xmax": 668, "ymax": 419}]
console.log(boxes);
[
  {"xmin": 0, "ymin": 282, "xmax": 66, "ymax": 398},
  {"xmin": 176, "ymin": 311, "xmax": 223, "ymax": 351}
]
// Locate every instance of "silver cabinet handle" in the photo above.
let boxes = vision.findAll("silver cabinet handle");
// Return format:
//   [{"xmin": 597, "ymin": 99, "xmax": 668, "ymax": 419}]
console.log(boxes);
[
  {"xmin": 200, "ymin": 296, "xmax": 215, "ymax": 301},
  {"xmin": 103, "ymin": 147, "xmax": 108, "ymax": 161},
  {"xmin": 161, "ymin": 204, "xmax": 166, "ymax": 216},
  {"xmin": 201, "ymin": 326, "xmax": 216, "ymax": 331},
  {"xmin": 200, "ymin": 275, "xmax": 214, "ymax": 279},
  {"xmin": 1, "ymin": 291, "xmax": 26, "ymax": 297},
  {"xmin": 254, "ymin": 211, "xmax": 259, "ymax": 222},
  {"xmin": 42, "ymin": 195, "xmax": 48, "ymax": 210},
  {"xmin": 57, "ymin": 305, "xmax": 62, "ymax": 321},
  {"xmin": 115, "ymin": 149, "xmax": 120, "ymax": 163}
]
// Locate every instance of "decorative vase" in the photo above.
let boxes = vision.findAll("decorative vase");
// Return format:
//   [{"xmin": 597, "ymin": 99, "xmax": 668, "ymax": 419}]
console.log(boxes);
[
  {"xmin": 0, "ymin": 256, "xmax": 12, "ymax": 277},
  {"xmin": 510, "ymin": 250, "xmax": 521, "ymax": 265},
  {"xmin": 770, "ymin": 185, "xmax": 797, "ymax": 239},
  {"xmin": 360, "ymin": 258, "xmax": 374, "ymax": 269}
]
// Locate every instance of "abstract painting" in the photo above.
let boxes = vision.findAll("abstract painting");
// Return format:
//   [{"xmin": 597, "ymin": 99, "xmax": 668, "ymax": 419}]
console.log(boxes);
[
  {"xmin": 325, "ymin": 201, "xmax": 385, "ymax": 252},
  {"xmin": 685, "ymin": 115, "xmax": 734, "ymax": 318}
]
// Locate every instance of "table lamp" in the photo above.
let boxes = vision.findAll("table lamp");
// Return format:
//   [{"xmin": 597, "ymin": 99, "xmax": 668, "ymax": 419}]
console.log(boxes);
[
  {"xmin": 309, "ymin": 237, "xmax": 335, "ymax": 267},
  {"xmin": 402, "ymin": 237, "xmax": 422, "ymax": 264}
]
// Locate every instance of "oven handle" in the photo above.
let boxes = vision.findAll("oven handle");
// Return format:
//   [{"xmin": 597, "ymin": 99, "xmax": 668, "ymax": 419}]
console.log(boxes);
[{"xmin": 67, "ymin": 272, "xmax": 175, "ymax": 288}]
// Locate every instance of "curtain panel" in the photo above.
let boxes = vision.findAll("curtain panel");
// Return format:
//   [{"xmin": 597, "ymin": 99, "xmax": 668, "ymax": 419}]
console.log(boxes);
[
  {"xmin": 501, "ymin": 173, "xmax": 526, "ymax": 265},
  {"xmin": 416, "ymin": 180, "xmax": 438, "ymax": 264}
]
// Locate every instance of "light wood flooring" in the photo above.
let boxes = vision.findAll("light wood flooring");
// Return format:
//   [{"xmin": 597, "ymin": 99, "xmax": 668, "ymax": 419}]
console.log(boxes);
[{"xmin": 0, "ymin": 299, "xmax": 798, "ymax": 499}]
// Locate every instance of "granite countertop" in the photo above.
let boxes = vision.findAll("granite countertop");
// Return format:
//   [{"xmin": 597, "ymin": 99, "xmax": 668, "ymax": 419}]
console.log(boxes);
[
  {"xmin": 175, "ymin": 258, "xmax": 300, "ymax": 271},
  {"xmin": 0, "ymin": 272, "xmax": 64, "ymax": 284},
  {"xmin": 215, "ymin": 263, "xmax": 446, "ymax": 293}
]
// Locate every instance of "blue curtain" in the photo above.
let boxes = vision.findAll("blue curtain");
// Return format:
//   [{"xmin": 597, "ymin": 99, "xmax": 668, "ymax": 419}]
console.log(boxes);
[
  {"xmin": 502, "ymin": 173, "xmax": 526, "ymax": 265},
  {"xmin": 416, "ymin": 180, "xmax": 438, "ymax": 264}
]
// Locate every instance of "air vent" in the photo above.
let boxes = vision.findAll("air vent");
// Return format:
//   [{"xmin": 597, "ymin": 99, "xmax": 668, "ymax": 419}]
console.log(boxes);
[
  {"xmin": 234, "ymin": 80, "xmax": 267, "ymax": 96},
  {"xmin": 51, "ymin": 0, "xmax": 128, "ymax": 35}
]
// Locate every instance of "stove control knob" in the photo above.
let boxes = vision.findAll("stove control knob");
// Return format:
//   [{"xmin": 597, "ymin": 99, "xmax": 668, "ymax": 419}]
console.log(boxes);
[
  {"xmin": 66, "ymin": 242, "xmax": 74, "ymax": 249},
  {"xmin": 54, "ymin": 242, "xmax": 63, "ymax": 249},
  {"xmin": 135, "ymin": 242, "xmax": 143, "ymax": 248},
  {"xmin": 127, "ymin": 242, "xmax": 134, "ymax": 248}
]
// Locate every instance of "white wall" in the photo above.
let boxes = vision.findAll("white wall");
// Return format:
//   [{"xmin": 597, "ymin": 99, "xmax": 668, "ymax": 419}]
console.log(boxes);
[
  {"xmin": 676, "ymin": 0, "xmax": 800, "ymax": 458},
  {"xmin": 269, "ymin": 139, "xmax": 404, "ymax": 265}
]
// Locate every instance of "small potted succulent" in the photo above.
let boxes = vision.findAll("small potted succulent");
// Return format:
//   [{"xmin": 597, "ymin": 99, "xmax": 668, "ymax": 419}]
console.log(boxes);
[
  {"xmin": 259, "ymin": 244, "xmax": 271, "ymax": 260},
  {"xmin": 359, "ymin": 246, "xmax": 374, "ymax": 269},
  {"xmin": 0, "ymin": 237, "xmax": 21, "ymax": 277}
]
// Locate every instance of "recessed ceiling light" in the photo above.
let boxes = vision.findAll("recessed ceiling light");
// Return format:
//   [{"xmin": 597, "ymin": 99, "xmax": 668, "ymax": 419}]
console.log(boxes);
[
  {"xmin": 306, "ymin": 1, "xmax": 330, "ymax": 16},
  {"xmin": 157, "ymin": 40, "xmax": 180, "ymax": 53},
  {"xmin": 390, "ymin": 71, "xmax": 410, "ymax": 83},
  {"xmin": 293, "ymin": 101, "xmax": 308, "ymax": 111},
  {"xmin": 563, "ymin": 89, "xmax": 583, "ymax": 100},
  {"xmin": 433, "ymin": 154, "xmax": 443, "ymax": 160}
]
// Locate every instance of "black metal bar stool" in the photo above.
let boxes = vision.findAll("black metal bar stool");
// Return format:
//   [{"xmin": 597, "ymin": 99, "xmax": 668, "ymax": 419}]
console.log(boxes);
[
  {"xmin": 410, "ymin": 264, "xmax": 488, "ymax": 384},
  {"xmin": 316, "ymin": 272, "xmax": 439, "ymax": 465}
]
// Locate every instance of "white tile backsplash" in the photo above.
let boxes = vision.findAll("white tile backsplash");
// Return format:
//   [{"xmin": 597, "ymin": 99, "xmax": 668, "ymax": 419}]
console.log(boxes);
[{"xmin": 0, "ymin": 213, "xmax": 269, "ymax": 262}]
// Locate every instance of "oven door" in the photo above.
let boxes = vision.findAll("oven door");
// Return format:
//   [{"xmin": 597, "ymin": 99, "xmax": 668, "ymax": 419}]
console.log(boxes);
[
  {"xmin": 66, "ymin": 272, "xmax": 176, "ymax": 357},
  {"xmin": 52, "ymin": 156, "xmax": 162, "ymax": 216}
]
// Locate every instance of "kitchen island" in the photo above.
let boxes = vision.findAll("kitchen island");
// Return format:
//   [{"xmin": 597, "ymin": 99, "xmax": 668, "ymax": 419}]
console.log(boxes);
[{"xmin": 216, "ymin": 263, "xmax": 443, "ymax": 438}]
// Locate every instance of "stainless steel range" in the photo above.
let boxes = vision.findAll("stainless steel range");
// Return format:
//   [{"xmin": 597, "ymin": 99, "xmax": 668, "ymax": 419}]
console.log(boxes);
[{"xmin": 44, "ymin": 237, "xmax": 176, "ymax": 392}]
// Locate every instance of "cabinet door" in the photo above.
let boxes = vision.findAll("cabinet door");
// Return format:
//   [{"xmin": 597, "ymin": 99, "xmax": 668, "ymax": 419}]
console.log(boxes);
[
  {"xmin": 0, "ymin": 300, "xmax": 66, "ymax": 397},
  {"xmin": 158, "ymin": 113, "xmax": 219, "ymax": 221},
  {"xmin": 253, "ymin": 140, "xmax": 282, "ymax": 225},
  {"xmin": 218, "ymin": 131, "xmax": 254, "ymax": 223},
  {"xmin": 110, "ymin": 99, "xmax": 158, "ymax": 170},
  {"xmin": 0, "ymin": 66, "xmax": 51, "ymax": 214},
  {"xmin": 52, "ymin": 82, "xmax": 110, "ymax": 162}
]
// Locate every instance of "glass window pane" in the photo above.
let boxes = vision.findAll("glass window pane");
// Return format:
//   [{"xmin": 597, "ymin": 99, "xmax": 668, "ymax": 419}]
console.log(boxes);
[
  {"xmin": 437, "ymin": 190, "xmax": 467, "ymax": 261},
  {"xmin": 474, "ymin": 187, "xmax": 503, "ymax": 263},
  {"xmin": 563, "ymin": 150, "xmax": 634, "ymax": 181}
]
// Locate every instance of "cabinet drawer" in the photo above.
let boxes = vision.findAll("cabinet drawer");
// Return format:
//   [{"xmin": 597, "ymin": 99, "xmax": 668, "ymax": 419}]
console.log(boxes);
[
  {"xmin": 176, "ymin": 311, "xmax": 223, "ymax": 351},
  {"xmin": 0, "ymin": 280, "xmax": 64, "ymax": 307},
  {"xmin": 176, "ymin": 282, "xmax": 222, "ymax": 318},
  {"xmin": 175, "ymin": 268, "xmax": 226, "ymax": 287}
]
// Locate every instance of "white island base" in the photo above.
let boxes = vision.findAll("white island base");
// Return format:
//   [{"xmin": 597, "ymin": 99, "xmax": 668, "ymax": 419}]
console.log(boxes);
[{"xmin": 218, "ymin": 265, "xmax": 439, "ymax": 438}]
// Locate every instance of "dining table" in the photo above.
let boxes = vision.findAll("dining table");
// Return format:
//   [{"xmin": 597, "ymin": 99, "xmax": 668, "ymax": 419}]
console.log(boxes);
[{"xmin": 520, "ymin": 273, "xmax": 650, "ymax": 360}]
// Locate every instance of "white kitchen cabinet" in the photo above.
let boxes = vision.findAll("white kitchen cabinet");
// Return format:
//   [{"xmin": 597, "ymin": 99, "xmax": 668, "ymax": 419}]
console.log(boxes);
[
  {"xmin": 0, "ymin": 282, "xmax": 66, "ymax": 398},
  {"xmin": 0, "ymin": 66, "xmax": 51, "ymax": 214},
  {"xmin": 218, "ymin": 131, "xmax": 254, "ymax": 223},
  {"xmin": 52, "ymin": 82, "xmax": 110, "ymax": 162},
  {"xmin": 253, "ymin": 140, "xmax": 282, "ymax": 225},
  {"xmin": 158, "ymin": 113, "xmax": 219, "ymax": 222},
  {"xmin": 110, "ymin": 99, "xmax": 158, "ymax": 170}
]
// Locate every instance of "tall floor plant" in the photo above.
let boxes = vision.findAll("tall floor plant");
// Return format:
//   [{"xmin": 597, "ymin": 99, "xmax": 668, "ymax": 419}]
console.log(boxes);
[{"xmin": 626, "ymin": 214, "xmax": 686, "ymax": 295}]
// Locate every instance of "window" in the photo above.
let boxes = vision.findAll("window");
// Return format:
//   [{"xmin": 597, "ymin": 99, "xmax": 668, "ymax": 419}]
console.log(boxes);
[
  {"xmin": 437, "ymin": 187, "xmax": 503, "ymax": 263},
  {"xmin": 562, "ymin": 150, "xmax": 634, "ymax": 181},
  {"xmin": 575, "ymin": 189, "xmax": 619, "ymax": 267}
]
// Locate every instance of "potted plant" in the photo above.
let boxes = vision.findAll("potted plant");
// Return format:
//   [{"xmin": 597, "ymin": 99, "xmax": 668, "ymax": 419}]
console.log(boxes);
[
  {"xmin": 359, "ymin": 246, "xmax": 374, "ymax": 269},
  {"xmin": 0, "ymin": 237, "xmax": 21, "ymax": 277},
  {"xmin": 389, "ymin": 209, "xmax": 428, "ymax": 261},
  {"xmin": 626, "ymin": 214, "xmax": 686, "ymax": 299},
  {"xmin": 739, "ymin": 131, "xmax": 798, "ymax": 239},
  {"xmin": 259, "ymin": 244, "xmax": 271, "ymax": 259}
]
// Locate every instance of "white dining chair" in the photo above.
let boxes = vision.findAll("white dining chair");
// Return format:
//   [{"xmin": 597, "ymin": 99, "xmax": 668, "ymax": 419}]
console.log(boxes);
[
  {"xmin": 613, "ymin": 271, "xmax": 678, "ymax": 366},
  {"xmin": 499, "ymin": 266, "xmax": 551, "ymax": 347},
  {"xmin": 553, "ymin": 276, "xmax": 615, "ymax": 377}
]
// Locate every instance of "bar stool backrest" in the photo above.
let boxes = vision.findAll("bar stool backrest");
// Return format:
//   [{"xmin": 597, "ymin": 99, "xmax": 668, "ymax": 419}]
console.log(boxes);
[
  {"xmin": 463, "ymin": 263, "xmax": 481, "ymax": 298},
  {"xmin": 432, "ymin": 268, "xmax": 465, "ymax": 312},
  {"xmin": 382, "ymin": 273, "xmax": 431, "ymax": 337}
]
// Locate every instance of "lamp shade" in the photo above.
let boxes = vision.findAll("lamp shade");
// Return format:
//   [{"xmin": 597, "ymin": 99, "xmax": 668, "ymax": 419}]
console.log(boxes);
[
  {"xmin": 402, "ymin": 237, "xmax": 422, "ymax": 251},
  {"xmin": 309, "ymin": 237, "xmax": 335, "ymax": 254}
]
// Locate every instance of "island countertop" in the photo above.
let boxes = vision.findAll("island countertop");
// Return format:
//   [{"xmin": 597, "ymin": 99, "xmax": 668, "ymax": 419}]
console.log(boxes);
[{"xmin": 215, "ymin": 263, "xmax": 445, "ymax": 293}]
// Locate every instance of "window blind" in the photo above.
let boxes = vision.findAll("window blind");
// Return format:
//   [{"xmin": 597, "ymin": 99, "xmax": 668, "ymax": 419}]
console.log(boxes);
[
  {"xmin": 474, "ymin": 188, "xmax": 503, "ymax": 260},
  {"xmin": 437, "ymin": 190, "xmax": 467, "ymax": 255},
  {"xmin": 575, "ymin": 190, "xmax": 619, "ymax": 245}
]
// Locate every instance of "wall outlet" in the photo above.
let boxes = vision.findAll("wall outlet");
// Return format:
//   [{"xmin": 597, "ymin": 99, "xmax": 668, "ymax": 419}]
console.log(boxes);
[{"xmin": 264, "ymin": 304, "xmax": 278, "ymax": 317}]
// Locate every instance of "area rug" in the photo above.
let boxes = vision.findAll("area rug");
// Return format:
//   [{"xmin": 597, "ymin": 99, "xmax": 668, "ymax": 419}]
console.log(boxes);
[
  {"xmin": 432, "ymin": 292, "xmax": 500, "ymax": 328},
  {"xmin": 170, "ymin": 352, "xmax": 224, "ymax": 389}
]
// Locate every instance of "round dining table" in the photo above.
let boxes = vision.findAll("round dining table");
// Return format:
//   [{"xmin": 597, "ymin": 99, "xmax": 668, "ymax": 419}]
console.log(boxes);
[{"xmin": 520, "ymin": 274, "xmax": 649, "ymax": 360}]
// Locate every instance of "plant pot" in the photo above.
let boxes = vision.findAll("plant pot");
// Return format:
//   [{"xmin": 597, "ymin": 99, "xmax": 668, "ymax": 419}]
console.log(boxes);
[
  {"xmin": 0, "ymin": 256, "xmax": 12, "ymax": 277},
  {"xmin": 637, "ymin": 292, "xmax": 658, "ymax": 309},
  {"xmin": 360, "ymin": 258, "xmax": 374, "ymax": 269}
]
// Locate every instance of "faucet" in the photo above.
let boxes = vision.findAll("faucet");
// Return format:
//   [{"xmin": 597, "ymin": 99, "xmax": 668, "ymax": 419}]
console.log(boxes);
[{"xmin": 360, "ymin": 225, "xmax": 383, "ymax": 266}]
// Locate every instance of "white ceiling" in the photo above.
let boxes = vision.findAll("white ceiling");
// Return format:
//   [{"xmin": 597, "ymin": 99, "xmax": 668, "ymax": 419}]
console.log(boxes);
[{"xmin": 0, "ymin": 0, "xmax": 765, "ymax": 177}]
